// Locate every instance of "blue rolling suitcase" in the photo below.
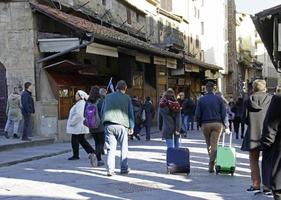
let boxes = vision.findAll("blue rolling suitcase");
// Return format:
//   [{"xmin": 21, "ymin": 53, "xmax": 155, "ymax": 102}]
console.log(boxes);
[{"xmin": 166, "ymin": 147, "xmax": 190, "ymax": 175}]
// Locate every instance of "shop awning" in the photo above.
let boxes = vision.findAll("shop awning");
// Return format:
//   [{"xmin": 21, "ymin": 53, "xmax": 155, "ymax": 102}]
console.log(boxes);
[
  {"xmin": 252, "ymin": 4, "xmax": 281, "ymax": 71},
  {"xmin": 86, "ymin": 43, "xmax": 118, "ymax": 58},
  {"xmin": 184, "ymin": 55, "xmax": 223, "ymax": 71},
  {"xmin": 38, "ymin": 38, "xmax": 80, "ymax": 52},
  {"xmin": 30, "ymin": 1, "xmax": 182, "ymax": 60},
  {"xmin": 154, "ymin": 56, "xmax": 166, "ymax": 66},
  {"xmin": 136, "ymin": 53, "xmax": 150, "ymax": 63},
  {"xmin": 166, "ymin": 58, "xmax": 177, "ymax": 69}
]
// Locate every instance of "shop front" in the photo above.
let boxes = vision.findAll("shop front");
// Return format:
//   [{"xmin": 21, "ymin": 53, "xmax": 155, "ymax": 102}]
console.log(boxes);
[{"xmin": 31, "ymin": 1, "xmax": 182, "ymax": 140}]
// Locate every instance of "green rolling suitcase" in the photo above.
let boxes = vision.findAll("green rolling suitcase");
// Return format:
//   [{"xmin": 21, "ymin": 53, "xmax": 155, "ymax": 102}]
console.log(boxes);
[{"xmin": 215, "ymin": 132, "xmax": 236, "ymax": 176}]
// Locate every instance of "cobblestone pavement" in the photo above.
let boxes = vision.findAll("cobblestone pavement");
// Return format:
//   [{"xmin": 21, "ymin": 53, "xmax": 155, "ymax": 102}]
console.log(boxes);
[{"xmin": 0, "ymin": 130, "xmax": 273, "ymax": 200}]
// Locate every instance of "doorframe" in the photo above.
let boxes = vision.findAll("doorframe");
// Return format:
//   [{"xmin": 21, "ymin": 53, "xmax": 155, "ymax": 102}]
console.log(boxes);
[{"xmin": 0, "ymin": 62, "xmax": 7, "ymax": 133}]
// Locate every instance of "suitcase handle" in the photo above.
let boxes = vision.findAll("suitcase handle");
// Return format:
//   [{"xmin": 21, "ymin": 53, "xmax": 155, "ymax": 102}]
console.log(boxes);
[{"xmin": 222, "ymin": 131, "xmax": 232, "ymax": 147}]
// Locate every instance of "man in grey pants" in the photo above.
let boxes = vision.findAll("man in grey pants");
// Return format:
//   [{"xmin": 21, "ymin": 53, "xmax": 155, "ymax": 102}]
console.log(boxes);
[{"xmin": 102, "ymin": 80, "xmax": 134, "ymax": 176}]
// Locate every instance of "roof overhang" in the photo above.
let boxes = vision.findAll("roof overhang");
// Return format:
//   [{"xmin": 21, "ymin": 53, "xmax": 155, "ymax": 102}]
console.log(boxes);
[
  {"xmin": 184, "ymin": 55, "xmax": 223, "ymax": 71},
  {"xmin": 38, "ymin": 38, "xmax": 80, "ymax": 53},
  {"xmin": 252, "ymin": 4, "xmax": 281, "ymax": 72},
  {"xmin": 30, "ymin": 1, "xmax": 182, "ymax": 60}
]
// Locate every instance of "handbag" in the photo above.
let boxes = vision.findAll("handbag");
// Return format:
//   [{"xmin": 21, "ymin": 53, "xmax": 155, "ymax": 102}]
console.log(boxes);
[{"xmin": 141, "ymin": 109, "xmax": 146, "ymax": 121}]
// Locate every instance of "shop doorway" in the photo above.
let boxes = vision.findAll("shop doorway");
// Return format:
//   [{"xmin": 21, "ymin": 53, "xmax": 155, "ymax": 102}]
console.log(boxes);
[{"xmin": 0, "ymin": 62, "xmax": 7, "ymax": 133}]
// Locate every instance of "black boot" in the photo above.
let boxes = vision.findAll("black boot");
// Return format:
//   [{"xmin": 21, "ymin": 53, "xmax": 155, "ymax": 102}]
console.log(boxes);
[{"xmin": 13, "ymin": 134, "xmax": 20, "ymax": 139}]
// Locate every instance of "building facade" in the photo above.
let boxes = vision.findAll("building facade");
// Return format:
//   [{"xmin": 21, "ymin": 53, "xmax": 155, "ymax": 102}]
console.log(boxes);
[
  {"xmin": 236, "ymin": 12, "xmax": 280, "ymax": 95},
  {"xmin": 0, "ymin": 0, "xmax": 222, "ymax": 140}
]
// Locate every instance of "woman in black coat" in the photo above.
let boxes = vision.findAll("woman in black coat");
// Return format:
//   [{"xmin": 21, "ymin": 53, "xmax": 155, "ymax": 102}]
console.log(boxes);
[
  {"xmin": 262, "ymin": 88, "xmax": 281, "ymax": 200},
  {"xmin": 241, "ymin": 80, "xmax": 272, "ymax": 193}
]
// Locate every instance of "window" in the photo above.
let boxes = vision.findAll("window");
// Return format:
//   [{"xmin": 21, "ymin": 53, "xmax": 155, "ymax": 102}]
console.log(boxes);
[
  {"xmin": 201, "ymin": 22, "xmax": 204, "ymax": 35},
  {"xmin": 194, "ymin": 7, "xmax": 197, "ymax": 18},
  {"xmin": 198, "ymin": 10, "xmax": 200, "ymax": 18},
  {"xmin": 201, "ymin": 0, "xmax": 204, "ymax": 7},
  {"xmin": 149, "ymin": 16, "xmax": 154, "ymax": 35},
  {"xmin": 136, "ymin": 13, "xmax": 140, "ymax": 23},
  {"xmin": 196, "ymin": 35, "xmax": 199, "ymax": 48},
  {"xmin": 160, "ymin": 0, "xmax": 172, "ymax": 12},
  {"xmin": 102, "ymin": 0, "xmax": 106, "ymax": 6},
  {"xmin": 190, "ymin": 35, "xmax": 193, "ymax": 44},
  {"xmin": 126, "ymin": 8, "xmax": 131, "ymax": 25}
]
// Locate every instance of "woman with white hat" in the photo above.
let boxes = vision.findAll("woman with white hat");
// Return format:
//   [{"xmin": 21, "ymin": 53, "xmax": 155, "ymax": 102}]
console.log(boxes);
[{"xmin": 66, "ymin": 90, "xmax": 97, "ymax": 167}]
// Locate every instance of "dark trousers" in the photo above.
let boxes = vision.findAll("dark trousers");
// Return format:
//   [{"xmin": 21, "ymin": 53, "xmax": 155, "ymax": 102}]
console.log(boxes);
[
  {"xmin": 71, "ymin": 134, "xmax": 95, "ymax": 158},
  {"xmin": 273, "ymin": 190, "xmax": 281, "ymax": 200},
  {"xmin": 229, "ymin": 120, "xmax": 233, "ymax": 131},
  {"xmin": 233, "ymin": 117, "xmax": 245, "ymax": 138},
  {"xmin": 92, "ymin": 132, "xmax": 105, "ymax": 161},
  {"xmin": 190, "ymin": 116, "xmax": 194, "ymax": 130},
  {"xmin": 22, "ymin": 113, "xmax": 31, "ymax": 139},
  {"xmin": 145, "ymin": 125, "xmax": 151, "ymax": 140}
]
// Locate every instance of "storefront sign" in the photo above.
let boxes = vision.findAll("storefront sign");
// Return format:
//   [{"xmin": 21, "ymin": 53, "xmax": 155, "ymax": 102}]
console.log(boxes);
[
  {"xmin": 178, "ymin": 78, "xmax": 185, "ymax": 86},
  {"xmin": 171, "ymin": 67, "xmax": 184, "ymax": 75},
  {"xmin": 154, "ymin": 56, "xmax": 166, "ymax": 66},
  {"xmin": 166, "ymin": 58, "xmax": 177, "ymax": 69},
  {"xmin": 158, "ymin": 76, "xmax": 167, "ymax": 85},
  {"xmin": 136, "ymin": 53, "xmax": 150, "ymax": 63},
  {"xmin": 86, "ymin": 43, "xmax": 118, "ymax": 57},
  {"xmin": 185, "ymin": 64, "xmax": 192, "ymax": 72},
  {"xmin": 168, "ymin": 78, "xmax": 177, "ymax": 86},
  {"xmin": 192, "ymin": 65, "xmax": 200, "ymax": 73}
]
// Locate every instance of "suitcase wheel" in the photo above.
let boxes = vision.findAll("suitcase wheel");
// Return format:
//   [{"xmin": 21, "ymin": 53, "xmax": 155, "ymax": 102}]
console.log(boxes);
[
  {"xmin": 215, "ymin": 166, "xmax": 221, "ymax": 174},
  {"xmin": 167, "ymin": 167, "xmax": 171, "ymax": 174}
]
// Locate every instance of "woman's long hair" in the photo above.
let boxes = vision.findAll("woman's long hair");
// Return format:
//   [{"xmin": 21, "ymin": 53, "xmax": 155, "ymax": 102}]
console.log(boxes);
[{"xmin": 88, "ymin": 86, "xmax": 100, "ymax": 104}]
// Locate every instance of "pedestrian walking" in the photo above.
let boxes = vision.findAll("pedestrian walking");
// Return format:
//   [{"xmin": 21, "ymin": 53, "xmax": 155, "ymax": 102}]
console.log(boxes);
[
  {"xmin": 143, "ymin": 97, "xmax": 155, "ymax": 141},
  {"xmin": 232, "ymin": 98, "xmax": 245, "ymax": 139},
  {"xmin": 262, "ymin": 85, "xmax": 281, "ymax": 199},
  {"xmin": 177, "ymin": 92, "xmax": 186, "ymax": 134},
  {"xmin": 227, "ymin": 101, "xmax": 235, "ymax": 132},
  {"xmin": 131, "ymin": 96, "xmax": 142, "ymax": 140},
  {"xmin": 241, "ymin": 79, "xmax": 272, "ymax": 193},
  {"xmin": 102, "ymin": 80, "xmax": 134, "ymax": 176},
  {"xmin": 85, "ymin": 86, "xmax": 105, "ymax": 167},
  {"xmin": 195, "ymin": 82, "xmax": 227, "ymax": 173},
  {"xmin": 66, "ymin": 90, "xmax": 97, "ymax": 167},
  {"xmin": 97, "ymin": 88, "xmax": 107, "ymax": 156},
  {"xmin": 4, "ymin": 86, "xmax": 22, "ymax": 139},
  {"xmin": 21, "ymin": 82, "xmax": 35, "ymax": 141},
  {"xmin": 159, "ymin": 88, "xmax": 181, "ymax": 148},
  {"xmin": 182, "ymin": 96, "xmax": 196, "ymax": 137}
]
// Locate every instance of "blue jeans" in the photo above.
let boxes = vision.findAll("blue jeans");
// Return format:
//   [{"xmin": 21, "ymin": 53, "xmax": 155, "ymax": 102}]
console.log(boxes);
[
  {"xmin": 183, "ymin": 115, "xmax": 191, "ymax": 133},
  {"xmin": 166, "ymin": 136, "xmax": 180, "ymax": 148},
  {"xmin": 105, "ymin": 124, "xmax": 129, "ymax": 173}
]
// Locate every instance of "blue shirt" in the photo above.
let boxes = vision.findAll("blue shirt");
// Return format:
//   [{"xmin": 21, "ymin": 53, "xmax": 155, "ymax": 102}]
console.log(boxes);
[{"xmin": 195, "ymin": 92, "xmax": 226, "ymax": 125}]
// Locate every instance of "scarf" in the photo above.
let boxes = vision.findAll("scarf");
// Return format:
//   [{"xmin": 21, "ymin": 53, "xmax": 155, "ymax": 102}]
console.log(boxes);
[{"xmin": 159, "ymin": 97, "xmax": 181, "ymax": 113}]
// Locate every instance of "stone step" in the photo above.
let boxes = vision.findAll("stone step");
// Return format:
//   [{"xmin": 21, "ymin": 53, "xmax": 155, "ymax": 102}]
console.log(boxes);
[
  {"xmin": 0, "ymin": 136, "xmax": 56, "ymax": 152},
  {"xmin": 0, "ymin": 142, "xmax": 70, "ymax": 168}
]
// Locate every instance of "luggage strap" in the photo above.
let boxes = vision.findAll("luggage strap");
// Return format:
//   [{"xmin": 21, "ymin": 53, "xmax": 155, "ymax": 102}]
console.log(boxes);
[{"xmin": 222, "ymin": 131, "xmax": 232, "ymax": 147}]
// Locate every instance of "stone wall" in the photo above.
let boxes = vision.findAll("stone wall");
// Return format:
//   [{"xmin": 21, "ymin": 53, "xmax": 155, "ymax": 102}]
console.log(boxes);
[{"xmin": 0, "ymin": 2, "xmax": 35, "ymax": 94}]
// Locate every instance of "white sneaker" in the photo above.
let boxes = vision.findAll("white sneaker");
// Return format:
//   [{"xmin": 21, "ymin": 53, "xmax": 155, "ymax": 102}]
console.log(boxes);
[{"xmin": 88, "ymin": 153, "xmax": 97, "ymax": 167}]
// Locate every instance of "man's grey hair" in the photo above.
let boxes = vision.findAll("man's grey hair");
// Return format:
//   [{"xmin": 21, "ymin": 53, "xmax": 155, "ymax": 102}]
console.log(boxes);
[
  {"xmin": 116, "ymin": 80, "xmax": 127, "ymax": 91},
  {"xmin": 252, "ymin": 79, "xmax": 267, "ymax": 92}
]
